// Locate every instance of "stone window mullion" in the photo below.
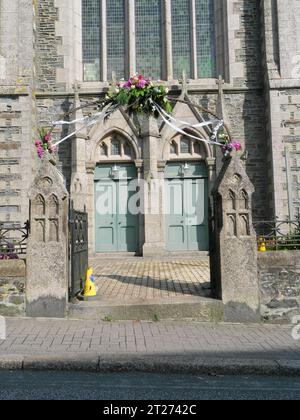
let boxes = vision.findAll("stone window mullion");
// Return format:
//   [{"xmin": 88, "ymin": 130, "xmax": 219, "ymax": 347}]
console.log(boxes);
[
  {"xmin": 190, "ymin": 0, "xmax": 198, "ymax": 79},
  {"xmin": 126, "ymin": 0, "xmax": 136, "ymax": 77},
  {"xmin": 100, "ymin": 0, "xmax": 107, "ymax": 82},
  {"xmin": 163, "ymin": 0, "xmax": 173, "ymax": 81}
]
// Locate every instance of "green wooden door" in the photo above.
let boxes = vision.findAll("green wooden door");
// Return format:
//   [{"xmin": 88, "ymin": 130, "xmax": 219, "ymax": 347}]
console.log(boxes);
[
  {"xmin": 94, "ymin": 165, "xmax": 139, "ymax": 253},
  {"xmin": 165, "ymin": 162, "xmax": 209, "ymax": 252}
]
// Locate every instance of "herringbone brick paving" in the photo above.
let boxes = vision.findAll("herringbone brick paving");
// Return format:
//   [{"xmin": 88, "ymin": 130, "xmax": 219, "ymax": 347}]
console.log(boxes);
[
  {"xmin": 1, "ymin": 318, "xmax": 300, "ymax": 359},
  {"xmin": 92, "ymin": 258, "xmax": 211, "ymax": 300}
]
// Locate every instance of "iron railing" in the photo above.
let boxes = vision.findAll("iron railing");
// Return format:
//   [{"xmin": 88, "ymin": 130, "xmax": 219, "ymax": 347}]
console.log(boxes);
[
  {"xmin": 0, "ymin": 221, "xmax": 30, "ymax": 258},
  {"xmin": 254, "ymin": 218, "xmax": 300, "ymax": 251}
]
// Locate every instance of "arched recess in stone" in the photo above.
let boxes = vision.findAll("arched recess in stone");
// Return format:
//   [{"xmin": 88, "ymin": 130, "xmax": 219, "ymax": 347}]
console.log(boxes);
[
  {"xmin": 32, "ymin": 195, "xmax": 46, "ymax": 243},
  {"xmin": 162, "ymin": 128, "xmax": 213, "ymax": 162},
  {"xmin": 33, "ymin": 194, "xmax": 45, "ymax": 217},
  {"xmin": 90, "ymin": 127, "xmax": 140, "ymax": 164},
  {"xmin": 241, "ymin": 189, "xmax": 249, "ymax": 211},
  {"xmin": 48, "ymin": 194, "xmax": 59, "ymax": 218},
  {"xmin": 48, "ymin": 194, "xmax": 60, "ymax": 242},
  {"xmin": 87, "ymin": 108, "xmax": 140, "ymax": 164},
  {"xmin": 94, "ymin": 131, "xmax": 138, "ymax": 163}
]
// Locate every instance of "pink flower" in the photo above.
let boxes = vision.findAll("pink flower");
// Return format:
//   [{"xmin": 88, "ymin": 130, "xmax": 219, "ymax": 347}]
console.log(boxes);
[
  {"xmin": 44, "ymin": 133, "xmax": 51, "ymax": 142},
  {"xmin": 231, "ymin": 141, "xmax": 242, "ymax": 151},
  {"xmin": 49, "ymin": 145, "xmax": 57, "ymax": 153},
  {"xmin": 35, "ymin": 140, "xmax": 42, "ymax": 147},
  {"xmin": 122, "ymin": 80, "xmax": 132, "ymax": 89},
  {"xmin": 137, "ymin": 79, "xmax": 147, "ymax": 89},
  {"xmin": 221, "ymin": 141, "xmax": 242, "ymax": 156},
  {"xmin": 37, "ymin": 147, "xmax": 44, "ymax": 159}
]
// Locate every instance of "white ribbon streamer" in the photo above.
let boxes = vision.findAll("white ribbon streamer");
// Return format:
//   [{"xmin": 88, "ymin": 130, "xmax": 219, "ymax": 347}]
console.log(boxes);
[
  {"xmin": 51, "ymin": 100, "xmax": 225, "ymax": 150},
  {"xmin": 156, "ymin": 104, "xmax": 214, "ymax": 131},
  {"xmin": 153, "ymin": 102, "xmax": 224, "ymax": 147},
  {"xmin": 52, "ymin": 110, "xmax": 108, "ymax": 147}
]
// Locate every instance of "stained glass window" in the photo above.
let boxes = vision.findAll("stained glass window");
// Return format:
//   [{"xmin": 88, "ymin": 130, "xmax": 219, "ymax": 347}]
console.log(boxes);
[
  {"xmin": 81, "ymin": 0, "xmax": 216, "ymax": 81},
  {"xmin": 181, "ymin": 138, "xmax": 190, "ymax": 154},
  {"xmin": 171, "ymin": 0, "xmax": 192, "ymax": 80},
  {"xmin": 107, "ymin": 0, "xmax": 126, "ymax": 79},
  {"xmin": 135, "ymin": 0, "xmax": 163, "ymax": 80},
  {"xmin": 111, "ymin": 138, "xmax": 121, "ymax": 156},
  {"xmin": 82, "ymin": 0, "xmax": 101, "ymax": 81},
  {"xmin": 194, "ymin": 141, "xmax": 201, "ymax": 155},
  {"xmin": 196, "ymin": 0, "xmax": 216, "ymax": 78},
  {"xmin": 170, "ymin": 141, "xmax": 177, "ymax": 155}
]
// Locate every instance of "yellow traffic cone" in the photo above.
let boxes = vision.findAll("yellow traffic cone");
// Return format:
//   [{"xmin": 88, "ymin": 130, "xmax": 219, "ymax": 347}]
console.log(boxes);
[
  {"xmin": 83, "ymin": 267, "xmax": 97, "ymax": 298},
  {"xmin": 258, "ymin": 237, "xmax": 267, "ymax": 252}
]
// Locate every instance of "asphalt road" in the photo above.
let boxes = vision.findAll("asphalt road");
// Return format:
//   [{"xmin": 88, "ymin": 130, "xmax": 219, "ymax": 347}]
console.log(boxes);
[{"xmin": 0, "ymin": 372, "xmax": 300, "ymax": 400}]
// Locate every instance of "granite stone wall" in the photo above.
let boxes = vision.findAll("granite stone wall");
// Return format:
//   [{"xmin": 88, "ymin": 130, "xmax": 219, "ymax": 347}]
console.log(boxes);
[
  {"xmin": 0, "ymin": 260, "xmax": 26, "ymax": 316},
  {"xmin": 258, "ymin": 251, "xmax": 300, "ymax": 322}
]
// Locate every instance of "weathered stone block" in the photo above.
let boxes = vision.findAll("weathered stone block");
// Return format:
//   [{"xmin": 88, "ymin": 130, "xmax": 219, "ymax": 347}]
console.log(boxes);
[
  {"xmin": 0, "ymin": 260, "xmax": 26, "ymax": 277},
  {"xmin": 211, "ymin": 153, "xmax": 260, "ymax": 322},
  {"xmin": 258, "ymin": 251, "xmax": 300, "ymax": 322},
  {"xmin": 26, "ymin": 154, "xmax": 69, "ymax": 318}
]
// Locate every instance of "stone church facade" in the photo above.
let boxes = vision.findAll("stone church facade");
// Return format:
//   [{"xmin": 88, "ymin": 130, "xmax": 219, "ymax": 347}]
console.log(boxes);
[{"xmin": 1, "ymin": 0, "xmax": 300, "ymax": 257}]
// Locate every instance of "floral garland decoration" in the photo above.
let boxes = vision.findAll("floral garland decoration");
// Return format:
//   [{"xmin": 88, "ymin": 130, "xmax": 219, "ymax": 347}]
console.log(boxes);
[
  {"xmin": 218, "ymin": 129, "xmax": 242, "ymax": 157},
  {"xmin": 105, "ymin": 75, "xmax": 173, "ymax": 117},
  {"xmin": 34, "ymin": 74, "xmax": 242, "ymax": 159},
  {"xmin": 35, "ymin": 128, "xmax": 57, "ymax": 159}
]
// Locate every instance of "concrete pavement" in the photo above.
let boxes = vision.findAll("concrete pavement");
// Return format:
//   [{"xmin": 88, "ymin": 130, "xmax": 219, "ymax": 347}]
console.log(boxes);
[{"xmin": 0, "ymin": 317, "xmax": 300, "ymax": 375}]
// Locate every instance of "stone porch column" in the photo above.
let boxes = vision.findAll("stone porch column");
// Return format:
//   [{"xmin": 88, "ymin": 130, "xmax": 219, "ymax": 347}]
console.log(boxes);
[
  {"xmin": 210, "ymin": 152, "xmax": 260, "ymax": 322},
  {"xmin": 86, "ymin": 162, "xmax": 96, "ymax": 256},
  {"xmin": 70, "ymin": 85, "xmax": 87, "ymax": 211},
  {"xmin": 26, "ymin": 154, "xmax": 69, "ymax": 318},
  {"xmin": 142, "ymin": 117, "xmax": 165, "ymax": 257}
]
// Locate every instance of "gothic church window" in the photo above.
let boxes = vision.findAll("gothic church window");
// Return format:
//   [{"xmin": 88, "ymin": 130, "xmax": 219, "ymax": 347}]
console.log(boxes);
[
  {"xmin": 82, "ymin": 0, "xmax": 101, "ymax": 81},
  {"xmin": 82, "ymin": 0, "xmax": 216, "ymax": 82},
  {"xmin": 99, "ymin": 134, "xmax": 134, "ymax": 160},
  {"xmin": 170, "ymin": 141, "xmax": 177, "ymax": 155},
  {"xmin": 135, "ymin": 0, "xmax": 163, "ymax": 80},
  {"xmin": 111, "ymin": 138, "xmax": 121, "ymax": 156},
  {"xmin": 180, "ymin": 138, "xmax": 191, "ymax": 154},
  {"xmin": 107, "ymin": 0, "xmax": 126, "ymax": 79}
]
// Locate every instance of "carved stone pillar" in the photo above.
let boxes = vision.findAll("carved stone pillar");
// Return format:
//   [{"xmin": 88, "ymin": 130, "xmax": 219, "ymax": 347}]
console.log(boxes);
[
  {"xmin": 86, "ymin": 162, "xmax": 96, "ymax": 256},
  {"xmin": 70, "ymin": 83, "xmax": 87, "ymax": 211},
  {"xmin": 141, "ymin": 117, "xmax": 165, "ymax": 257},
  {"xmin": 26, "ymin": 154, "xmax": 69, "ymax": 318},
  {"xmin": 210, "ymin": 152, "xmax": 260, "ymax": 322}
]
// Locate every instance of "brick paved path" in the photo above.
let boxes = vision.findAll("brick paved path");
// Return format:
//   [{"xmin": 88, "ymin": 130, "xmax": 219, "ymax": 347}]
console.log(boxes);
[
  {"xmin": 1, "ymin": 318, "xmax": 300, "ymax": 360},
  {"xmin": 91, "ymin": 258, "xmax": 211, "ymax": 301}
]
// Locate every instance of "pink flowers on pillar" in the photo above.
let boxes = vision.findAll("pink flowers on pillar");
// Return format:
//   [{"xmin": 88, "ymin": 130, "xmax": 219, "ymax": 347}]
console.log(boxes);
[
  {"xmin": 35, "ymin": 129, "xmax": 57, "ymax": 159},
  {"xmin": 221, "ymin": 141, "xmax": 242, "ymax": 157},
  {"xmin": 120, "ymin": 75, "xmax": 150, "ymax": 90}
]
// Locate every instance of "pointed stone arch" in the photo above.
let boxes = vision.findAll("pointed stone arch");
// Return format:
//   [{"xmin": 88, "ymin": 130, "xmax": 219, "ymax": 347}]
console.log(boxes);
[
  {"xmin": 92, "ymin": 128, "xmax": 139, "ymax": 163},
  {"xmin": 87, "ymin": 109, "xmax": 141, "ymax": 164},
  {"xmin": 162, "ymin": 126, "xmax": 213, "ymax": 161},
  {"xmin": 160, "ymin": 99, "xmax": 215, "ymax": 161}
]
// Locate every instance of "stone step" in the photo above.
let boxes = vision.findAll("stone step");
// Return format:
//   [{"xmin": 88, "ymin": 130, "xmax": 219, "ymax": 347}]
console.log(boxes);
[
  {"xmin": 90, "ymin": 252, "xmax": 210, "ymax": 262},
  {"xmin": 68, "ymin": 296, "xmax": 224, "ymax": 322}
]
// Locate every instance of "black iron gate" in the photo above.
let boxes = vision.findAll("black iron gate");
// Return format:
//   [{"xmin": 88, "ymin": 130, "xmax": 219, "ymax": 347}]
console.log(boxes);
[{"xmin": 69, "ymin": 206, "xmax": 88, "ymax": 298}]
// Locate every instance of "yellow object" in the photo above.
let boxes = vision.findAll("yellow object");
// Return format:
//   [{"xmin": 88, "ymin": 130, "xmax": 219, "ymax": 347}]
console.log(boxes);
[
  {"xmin": 258, "ymin": 238, "xmax": 267, "ymax": 252},
  {"xmin": 84, "ymin": 267, "xmax": 97, "ymax": 297}
]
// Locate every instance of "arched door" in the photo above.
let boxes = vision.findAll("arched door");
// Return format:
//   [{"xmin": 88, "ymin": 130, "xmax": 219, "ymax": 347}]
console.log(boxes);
[
  {"xmin": 165, "ymin": 162, "xmax": 209, "ymax": 252},
  {"xmin": 94, "ymin": 164, "xmax": 139, "ymax": 253}
]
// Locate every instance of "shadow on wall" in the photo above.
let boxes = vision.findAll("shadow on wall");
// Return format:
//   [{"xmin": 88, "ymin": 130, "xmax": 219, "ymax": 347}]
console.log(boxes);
[
  {"xmin": 98, "ymin": 274, "xmax": 212, "ymax": 299},
  {"xmin": 238, "ymin": 0, "xmax": 270, "ymax": 221},
  {"xmin": 57, "ymin": 97, "xmax": 73, "ymax": 191}
]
